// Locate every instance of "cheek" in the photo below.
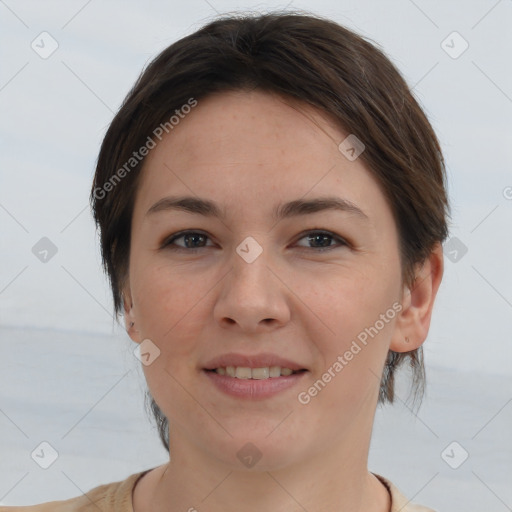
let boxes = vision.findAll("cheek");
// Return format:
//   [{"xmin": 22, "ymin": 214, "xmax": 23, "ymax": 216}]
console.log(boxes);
[
  {"xmin": 307, "ymin": 263, "xmax": 400, "ymax": 374},
  {"xmin": 131, "ymin": 263, "xmax": 212, "ymax": 409},
  {"xmin": 131, "ymin": 262, "xmax": 212, "ymax": 361},
  {"xmin": 300, "ymin": 283, "xmax": 399, "ymax": 416}
]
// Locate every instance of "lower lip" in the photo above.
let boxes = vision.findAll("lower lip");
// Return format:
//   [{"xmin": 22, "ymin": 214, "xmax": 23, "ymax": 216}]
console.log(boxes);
[{"xmin": 203, "ymin": 370, "xmax": 307, "ymax": 399}]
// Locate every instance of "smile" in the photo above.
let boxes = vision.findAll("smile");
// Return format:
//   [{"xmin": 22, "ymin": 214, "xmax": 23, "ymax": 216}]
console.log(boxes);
[
  {"xmin": 204, "ymin": 368, "xmax": 307, "ymax": 399},
  {"xmin": 210, "ymin": 366, "xmax": 302, "ymax": 379}
]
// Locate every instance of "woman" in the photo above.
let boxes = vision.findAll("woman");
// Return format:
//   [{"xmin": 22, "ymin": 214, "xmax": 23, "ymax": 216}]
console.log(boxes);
[{"xmin": 5, "ymin": 11, "xmax": 447, "ymax": 512}]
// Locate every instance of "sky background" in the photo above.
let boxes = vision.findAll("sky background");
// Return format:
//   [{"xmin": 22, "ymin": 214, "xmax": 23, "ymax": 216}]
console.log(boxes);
[{"xmin": 1, "ymin": 0, "xmax": 511, "ymax": 508}]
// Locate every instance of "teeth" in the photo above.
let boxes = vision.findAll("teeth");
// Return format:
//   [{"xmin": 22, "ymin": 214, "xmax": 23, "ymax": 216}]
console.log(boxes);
[
  {"xmin": 235, "ymin": 367, "xmax": 252, "ymax": 379},
  {"xmin": 214, "ymin": 366, "xmax": 297, "ymax": 379},
  {"xmin": 251, "ymin": 367, "xmax": 269, "ymax": 380},
  {"xmin": 269, "ymin": 366, "xmax": 281, "ymax": 378}
]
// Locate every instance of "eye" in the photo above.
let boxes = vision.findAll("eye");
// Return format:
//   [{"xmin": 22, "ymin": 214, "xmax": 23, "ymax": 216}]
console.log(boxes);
[
  {"xmin": 161, "ymin": 229, "xmax": 348, "ymax": 253},
  {"xmin": 161, "ymin": 230, "xmax": 214, "ymax": 252},
  {"xmin": 294, "ymin": 230, "xmax": 348, "ymax": 252}
]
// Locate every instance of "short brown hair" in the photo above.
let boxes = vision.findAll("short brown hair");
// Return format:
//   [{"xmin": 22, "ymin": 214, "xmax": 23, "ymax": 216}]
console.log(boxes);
[{"xmin": 91, "ymin": 11, "xmax": 449, "ymax": 451}]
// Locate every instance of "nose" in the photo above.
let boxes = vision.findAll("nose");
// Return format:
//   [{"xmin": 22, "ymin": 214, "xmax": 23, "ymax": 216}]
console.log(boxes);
[{"xmin": 213, "ymin": 243, "xmax": 291, "ymax": 333}]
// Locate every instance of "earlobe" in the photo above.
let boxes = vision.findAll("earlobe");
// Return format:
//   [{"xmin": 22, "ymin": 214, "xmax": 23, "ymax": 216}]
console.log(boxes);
[
  {"xmin": 122, "ymin": 285, "xmax": 141, "ymax": 343},
  {"xmin": 390, "ymin": 243, "xmax": 444, "ymax": 353}
]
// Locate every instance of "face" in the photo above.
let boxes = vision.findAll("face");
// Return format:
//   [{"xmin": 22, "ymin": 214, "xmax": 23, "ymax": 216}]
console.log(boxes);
[{"xmin": 123, "ymin": 90, "xmax": 407, "ymax": 470}]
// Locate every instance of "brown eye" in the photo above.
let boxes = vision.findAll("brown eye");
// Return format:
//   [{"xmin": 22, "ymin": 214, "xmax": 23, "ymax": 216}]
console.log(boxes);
[
  {"xmin": 160, "ymin": 229, "xmax": 348, "ymax": 253},
  {"xmin": 162, "ymin": 231, "xmax": 213, "ymax": 251},
  {"xmin": 295, "ymin": 230, "xmax": 348, "ymax": 252}
]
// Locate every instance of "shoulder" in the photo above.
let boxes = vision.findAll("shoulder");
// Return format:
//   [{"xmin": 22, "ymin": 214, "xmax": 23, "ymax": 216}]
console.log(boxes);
[
  {"xmin": 0, "ymin": 470, "xmax": 150, "ymax": 512},
  {"xmin": 373, "ymin": 474, "xmax": 437, "ymax": 512}
]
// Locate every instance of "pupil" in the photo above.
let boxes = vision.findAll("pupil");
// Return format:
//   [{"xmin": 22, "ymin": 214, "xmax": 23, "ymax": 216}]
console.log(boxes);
[
  {"xmin": 186, "ymin": 234, "xmax": 204, "ymax": 248},
  {"xmin": 183, "ymin": 233, "xmax": 331, "ymax": 249},
  {"xmin": 310, "ymin": 234, "xmax": 330, "ymax": 247}
]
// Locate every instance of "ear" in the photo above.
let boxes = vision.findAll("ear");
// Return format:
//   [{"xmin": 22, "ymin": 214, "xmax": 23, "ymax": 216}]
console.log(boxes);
[
  {"xmin": 390, "ymin": 242, "xmax": 444, "ymax": 353},
  {"xmin": 122, "ymin": 280, "xmax": 141, "ymax": 344}
]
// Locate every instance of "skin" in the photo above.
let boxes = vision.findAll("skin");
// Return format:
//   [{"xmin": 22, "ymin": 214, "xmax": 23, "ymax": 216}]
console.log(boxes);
[{"xmin": 123, "ymin": 90, "xmax": 444, "ymax": 512}]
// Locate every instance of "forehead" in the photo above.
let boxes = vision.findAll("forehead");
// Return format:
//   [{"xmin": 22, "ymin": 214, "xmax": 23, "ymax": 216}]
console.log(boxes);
[{"xmin": 133, "ymin": 90, "xmax": 393, "ymax": 230}]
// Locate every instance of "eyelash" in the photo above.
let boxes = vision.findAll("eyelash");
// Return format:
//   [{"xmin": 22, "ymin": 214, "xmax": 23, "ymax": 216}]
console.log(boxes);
[{"xmin": 161, "ymin": 229, "xmax": 349, "ymax": 253}]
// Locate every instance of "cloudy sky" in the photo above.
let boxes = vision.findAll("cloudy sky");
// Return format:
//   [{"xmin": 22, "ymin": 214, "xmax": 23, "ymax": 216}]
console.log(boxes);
[{"xmin": 1, "ymin": 0, "xmax": 511, "ymax": 375}]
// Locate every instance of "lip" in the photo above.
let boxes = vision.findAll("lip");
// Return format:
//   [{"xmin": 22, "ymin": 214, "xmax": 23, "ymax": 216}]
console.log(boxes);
[
  {"xmin": 203, "ymin": 370, "xmax": 307, "ymax": 399},
  {"xmin": 202, "ymin": 352, "xmax": 306, "ymax": 371},
  {"xmin": 202, "ymin": 352, "xmax": 308, "ymax": 400}
]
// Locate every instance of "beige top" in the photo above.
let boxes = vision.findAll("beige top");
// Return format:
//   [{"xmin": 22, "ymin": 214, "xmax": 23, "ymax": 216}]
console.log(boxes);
[{"xmin": 0, "ymin": 470, "xmax": 436, "ymax": 511}]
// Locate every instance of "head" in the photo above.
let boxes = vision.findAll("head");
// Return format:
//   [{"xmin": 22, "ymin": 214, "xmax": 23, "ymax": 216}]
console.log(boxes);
[{"xmin": 90, "ymin": 12, "xmax": 448, "ymax": 460}]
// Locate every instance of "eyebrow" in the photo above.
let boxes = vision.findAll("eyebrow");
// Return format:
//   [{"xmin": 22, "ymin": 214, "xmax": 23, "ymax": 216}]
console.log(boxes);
[{"xmin": 146, "ymin": 195, "xmax": 369, "ymax": 221}]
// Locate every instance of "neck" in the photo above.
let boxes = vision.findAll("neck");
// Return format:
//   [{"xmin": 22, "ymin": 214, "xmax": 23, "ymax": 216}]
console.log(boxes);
[{"xmin": 145, "ymin": 420, "xmax": 390, "ymax": 512}]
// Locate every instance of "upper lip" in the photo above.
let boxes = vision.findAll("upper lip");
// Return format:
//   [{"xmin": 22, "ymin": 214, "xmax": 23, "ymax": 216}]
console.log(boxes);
[{"xmin": 202, "ymin": 353, "xmax": 306, "ymax": 371}]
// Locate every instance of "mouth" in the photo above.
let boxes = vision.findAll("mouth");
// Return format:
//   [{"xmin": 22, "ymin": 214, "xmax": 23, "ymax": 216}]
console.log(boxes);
[
  {"xmin": 205, "ymin": 366, "xmax": 306, "ymax": 379},
  {"xmin": 202, "ymin": 354, "xmax": 308, "ymax": 399}
]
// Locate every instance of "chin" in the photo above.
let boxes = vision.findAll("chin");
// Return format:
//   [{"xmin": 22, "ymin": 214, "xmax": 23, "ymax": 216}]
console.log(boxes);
[{"xmin": 200, "ymin": 425, "xmax": 307, "ymax": 472}]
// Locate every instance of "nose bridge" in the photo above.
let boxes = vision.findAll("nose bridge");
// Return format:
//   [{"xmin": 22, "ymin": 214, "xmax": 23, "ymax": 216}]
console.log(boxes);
[
  {"xmin": 213, "ymin": 235, "xmax": 290, "ymax": 329},
  {"xmin": 230, "ymin": 236, "xmax": 275, "ymax": 302}
]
